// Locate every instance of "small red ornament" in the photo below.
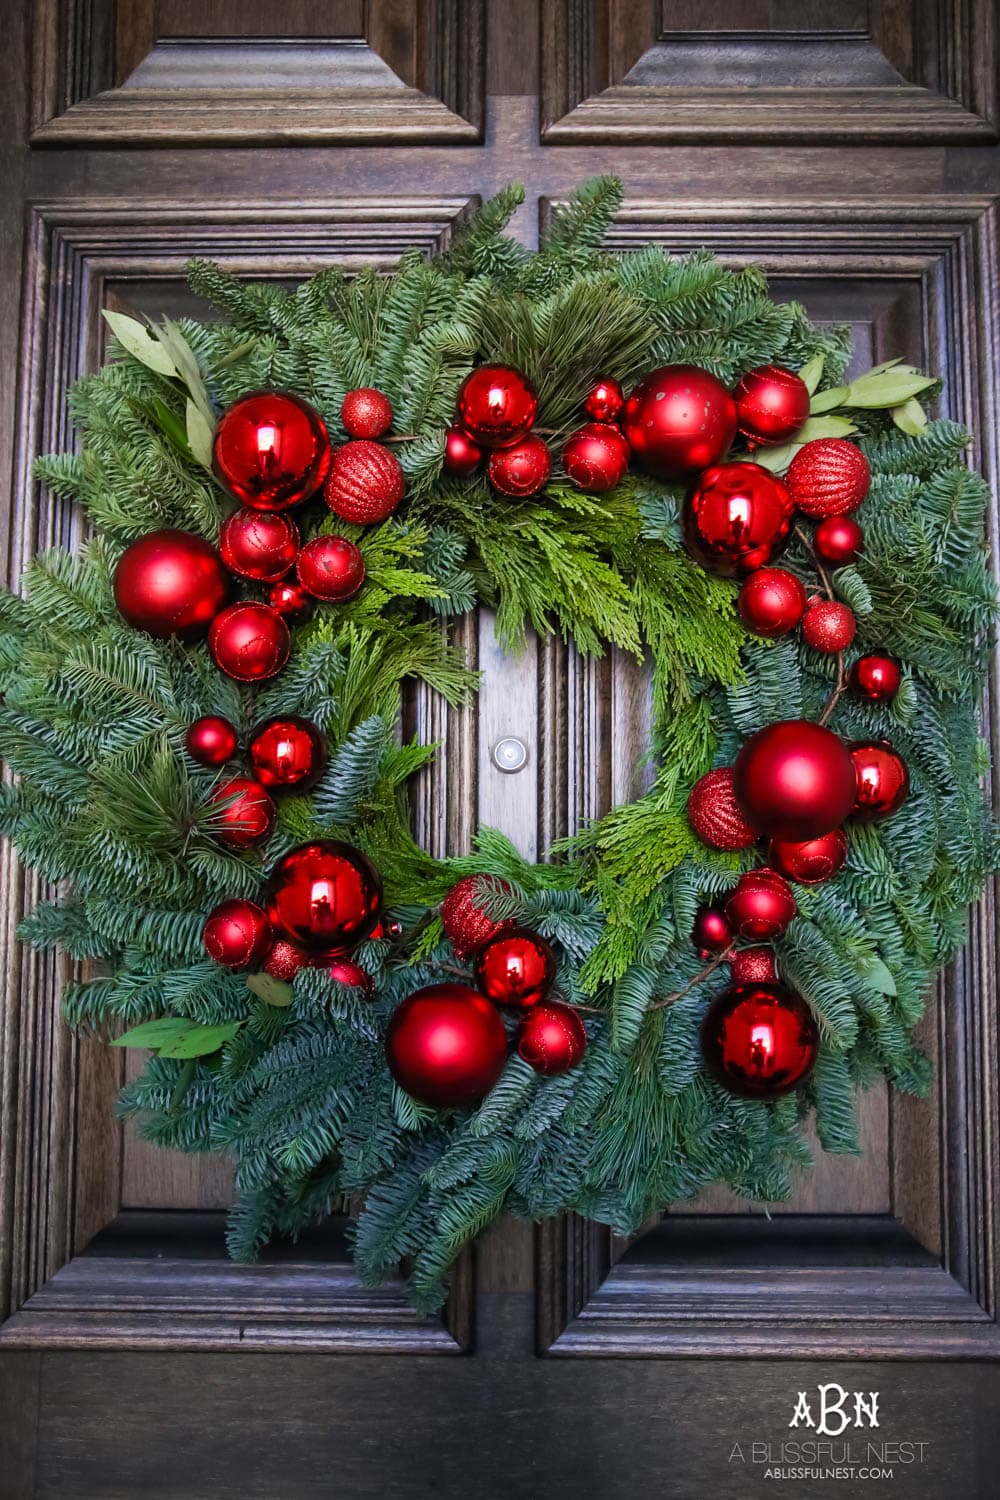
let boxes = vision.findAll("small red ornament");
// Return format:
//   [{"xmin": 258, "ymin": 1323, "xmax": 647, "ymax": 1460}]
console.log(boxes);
[
  {"xmin": 209, "ymin": 602, "xmax": 290, "ymax": 682},
  {"xmin": 296, "ymin": 536, "xmax": 365, "ymax": 601},
  {"xmin": 441, "ymin": 875, "xmax": 515, "ymax": 959},
  {"xmin": 733, "ymin": 364, "xmax": 810, "ymax": 447},
  {"xmin": 850, "ymin": 652, "xmax": 902, "ymax": 702},
  {"xmin": 850, "ymin": 741, "xmax": 909, "ymax": 821},
  {"xmin": 207, "ymin": 775, "xmax": 275, "ymax": 848},
  {"xmin": 814, "ymin": 515, "xmax": 863, "ymax": 566},
  {"xmin": 213, "ymin": 391, "xmax": 331, "ymax": 510},
  {"xmin": 265, "ymin": 839, "xmax": 383, "ymax": 956},
  {"xmin": 249, "ymin": 716, "xmax": 327, "ymax": 793},
  {"xmin": 803, "ymin": 598, "xmax": 856, "ymax": 654},
  {"xmin": 734, "ymin": 719, "xmax": 857, "ymax": 841},
  {"xmin": 442, "ymin": 425, "xmax": 483, "ymax": 478},
  {"xmin": 687, "ymin": 767, "xmax": 758, "ymax": 851},
  {"xmin": 730, "ymin": 946, "xmax": 777, "ymax": 985},
  {"xmin": 385, "ymin": 983, "xmax": 508, "ymax": 1107},
  {"xmin": 684, "ymin": 461, "xmax": 793, "ymax": 577},
  {"xmin": 185, "ymin": 715, "xmax": 238, "ymax": 768},
  {"xmin": 692, "ymin": 904, "xmax": 734, "ymax": 959},
  {"xmin": 701, "ymin": 982, "xmax": 819, "ymax": 1099},
  {"xmin": 264, "ymin": 938, "xmax": 308, "ymax": 981},
  {"xmin": 456, "ymin": 365, "xmax": 537, "ymax": 449},
  {"xmin": 786, "ymin": 439, "xmax": 871, "ymax": 518},
  {"xmin": 583, "ymin": 377, "xmax": 624, "ymax": 424},
  {"xmin": 488, "ymin": 434, "xmax": 552, "ymax": 498},
  {"xmin": 218, "ymin": 508, "xmax": 299, "ymax": 583},
  {"xmin": 324, "ymin": 440, "xmax": 405, "ymax": 525},
  {"xmin": 203, "ymin": 898, "xmax": 273, "ymax": 971},
  {"xmin": 341, "ymin": 388, "xmax": 392, "ymax": 440},
  {"xmin": 473, "ymin": 927, "xmax": 556, "ymax": 1009},
  {"xmin": 561, "ymin": 423, "xmax": 630, "ymax": 493},
  {"xmin": 725, "ymin": 869, "xmax": 797, "ymax": 940},
  {"xmin": 623, "ymin": 365, "xmax": 737, "ymax": 482},
  {"xmin": 322, "ymin": 956, "xmax": 375, "ymax": 999},
  {"xmin": 769, "ymin": 828, "xmax": 849, "ymax": 885},
  {"xmin": 517, "ymin": 1001, "xmax": 587, "ymax": 1076},
  {"xmin": 737, "ymin": 567, "xmax": 807, "ymax": 638},
  {"xmin": 268, "ymin": 578, "xmax": 314, "ymax": 624},
  {"xmin": 113, "ymin": 529, "xmax": 230, "ymax": 641}
]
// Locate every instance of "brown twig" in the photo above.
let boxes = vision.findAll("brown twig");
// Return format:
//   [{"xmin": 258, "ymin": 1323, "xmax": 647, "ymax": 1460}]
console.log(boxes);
[
  {"xmin": 795, "ymin": 523, "xmax": 847, "ymax": 726},
  {"xmin": 650, "ymin": 943, "xmax": 735, "ymax": 1011}
]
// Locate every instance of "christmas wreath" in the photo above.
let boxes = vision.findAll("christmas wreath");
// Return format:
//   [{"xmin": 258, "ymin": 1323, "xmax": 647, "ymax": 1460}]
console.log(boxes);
[{"xmin": 9, "ymin": 178, "xmax": 996, "ymax": 1312}]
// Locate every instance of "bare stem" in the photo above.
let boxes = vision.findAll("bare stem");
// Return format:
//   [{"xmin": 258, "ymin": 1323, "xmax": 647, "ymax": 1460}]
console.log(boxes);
[
  {"xmin": 795, "ymin": 522, "xmax": 846, "ymax": 726},
  {"xmin": 650, "ymin": 943, "xmax": 735, "ymax": 1011}
]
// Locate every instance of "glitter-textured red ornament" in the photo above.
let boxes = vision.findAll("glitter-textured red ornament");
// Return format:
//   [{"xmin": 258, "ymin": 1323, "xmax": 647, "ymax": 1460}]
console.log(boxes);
[
  {"xmin": 517, "ymin": 1001, "xmax": 587, "ymax": 1076},
  {"xmin": 692, "ymin": 904, "xmax": 734, "ymax": 958},
  {"xmin": 583, "ymin": 377, "xmax": 624, "ymax": 424},
  {"xmin": 769, "ymin": 828, "xmax": 849, "ymax": 885},
  {"xmin": 561, "ymin": 423, "xmax": 630, "ymax": 493},
  {"xmin": 786, "ymin": 439, "xmax": 871, "ymax": 518},
  {"xmin": 473, "ymin": 927, "xmax": 556, "ymax": 1009},
  {"xmin": 296, "ymin": 536, "xmax": 365, "ymax": 601},
  {"xmin": 209, "ymin": 602, "xmax": 290, "ymax": 682},
  {"xmin": 684, "ymin": 461, "xmax": 793, "ymax": 577},
  {"xmin": 850, "ymin": 652, "xmax": 902, "ymax": 702},
  {"xmin": 701, "ymin": 983, "xmax": 818, "ymax": 1099},
  {"xmin": 265, "ymin": 938, "xmax": 308, "ymax": 981},
  {"xmin": 733, "ymin": 719, "xmax": 857, "ymax": 840},
  {"xmin": 203, "ymin": 898, "xmax": 273, "ymax": 970},
  {"xmin": 850, "ymin": 741, "xmax": 909, "ymax": 821},
  {"xmin": 441, "ymin": 874, "xmax": 515, "ymax": 959},
  {"xmin": 208, "ymin": 775, "xmax": 275, "ymax": 848},
  {"xmin": 442, "ymin": 425, "xmax": 483, "ymax": 478},
  {"xmin": 322, "ymin": 956, "xmax": 375, "ymax": 999},
  {"xmin": 218, "ymin": 509, "xmax": 299, "ymax": 582},
  {"xmin": 185, "ymin": 715, "xmax": 238, "ymax": 767},
  {"xmin": 265, "ymin": 839, "xmax": 383, "ymax": 956},
  {"xmin": 386, "ymin": 983, "xmax": 508, "ymax": 1107},
  {"xmin": 114, "ymin": 529, "xmax": 230, "ymax": 640},
  {"xmin": 730, "ymin": 946, "xmax": 777, "ymax": 985},
  {"xmin": 268, "ymin": 578, "xmax": 314, "ymax": 624},
  {"xmin": 623, "ymin": 365, "xmax": 737, "ymax": 482},
  {"xmin": 249, "ymin": 716, "xmax": 327, "ymax": 793},
  {"xmin": 324, "ymin": 440, "xmax": 405, "ymax": 524},
  {"xmin": 456, "ymin": 365, "xmax": 537, "ymax": 450},
  {"xmin": 733, "ymin": 364, "xmax": 810, "ymax": 447},
  {"xmin": 687, "ymin": 767, "xmax": 758, "ymax": 851},
  {"xmin": 341, "ymin": 387, "xmax": 392, "ymax": 440},
  {"xmin": 814, "ymin": 515, "xmax": 863, "ymax": 566},
  {"xmin": 488, "ymin": 434, "xmax": 552, "ymax": 497},
  {"xmin": 737, "ymin": 567, "xmax": 806, "ymax": 637},
  {"xmin": 725, "ymin": 869, "xmax": 797, "ymax": 940},
  {"xmin": 803, "ymin": 598, "xmax": 856, "ymax": 653},
  {"xmin": 213, "ymin": 391, "xmax": 330, "ymax": 510}
]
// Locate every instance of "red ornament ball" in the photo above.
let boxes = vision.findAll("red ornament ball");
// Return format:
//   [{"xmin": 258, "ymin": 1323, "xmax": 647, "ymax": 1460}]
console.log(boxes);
[
  {"xmin": 488, "ymin": 434, "xmax": 552, "ymax": 497},
  {"xmin": 114, "ymin": 529, "xmax": 230, "ymax": 640},
  {"xmin": 701, "ymin": 983, "xmax": 819, "ymax": 1099},
  {"xmin": 264, "ymin": 938, "xmax": 308, "ymax": 982},
  {"xmin": 185, "ymin": 715, "xmax": 238, "ymax": 768},
  {"xmin": 561, "ymin": 423, "xmax": 630, "ymax": 493},
  {"xmin": 516, "ymin": 1001, "xmax": 587, "ymax": 1076},
  {"xmin": 268, "ymin": 578, "xmax": 314, "ymax": 624},
  {"xmin": 684, "ymin": 461, "xmax": 793, "ymax": 577},
  {"xmin": 583, "ymin": 377, "xmax": 624, "ymax": 424},
  {"xmin": 733, "ymin": 719, "xmax": 857, "ymax": 840},
  {"xmin": 442, "ymin": 425, "xmax": 483, "ymax": 478},
  {"xmin": 325, "ymin": 440, "xmax": 405, "ymax": 525},
  {"xmin": 737, "ymin": 567, "xmax": 807, "ymax": 637},
  {"xmin": 249, "ymin": 715, "xmax": 327, "ymax": 793},
  {"xmin": 732, "ymin": 364, "xmax": 810, "ymax": 447},
  {"xmin": 213, "ymin": 391, "xmax": 330, "ymax": 510},
  {"xmin": 725, "ymin": 869, "xmax": 797, "ymax": 940},
  {"xmin": 265, "ymin": 839, "xmax": 383, "ymax": 956},
  {"xmin": 814, "ymin": 515, "xmax": 863, "ymax": 566},
  {"xmin": 207, "ymin": 775, "xmax": 275, "ymax": 849},
  {"xmin": 457, "ymin": 365, "xmax": 538, "ymax": 450},
  {"xmin": 386, "ymin": 983, "xmax": 508, "ymax": 1107},
  {"xmin": 441, "ymin": 875, "xmax": 515, "ymax": 959},
  {"xmin": 322, "ymin": 956, "xmax": 375, "ymax": 999},
  {"xmin": 786, "ymin": 439, "xmax": 871, "ymax": 518},
  {"xmin": 850, "ymin": 652, "xmax": 902, "ymax": 702},
  {"xmin": 209, "ymin": 602, "xmax": 290, "ymax": 682},
  {"xmin": 473, "ymin": 927, "xmax": 556, "ymax": 1009},
  {"xmin": 296, "ymin": 536, "xmax": 365, "ymax": 601},
  {"xmin": 219, "ymin": 508, "xmax": 299, "ymax": 583},
  {"xmin": 687, "ymin": 767, "xmax": 758, "ymax": 852},
  {"xmin": 730, "ymin": 946, "xmax": 777, "ymax": 985},
  {"xmin": 803, "ymin": 598, "xmax": 856, "ymax": 654},
  {"xmin": 692, "ymin": 904, "xmax": 734, "ymax": 959},
  {"xmin": 203, "ymin": 898, "xmax": 273, "ymax": 971},
  {"xmin": 769, "ymin": 828, "xmax": 849, "ymax": 885},
  {"xmin": 623, "ymin": 365, "xmax": 737, "ymax": 482},
  {"xmin": 341, "ymin": 387, "xmax": 392, "ymax": 440},
  {"xmin": 850, "ymin": 741, "xmax": 909, "ymax": 821}
]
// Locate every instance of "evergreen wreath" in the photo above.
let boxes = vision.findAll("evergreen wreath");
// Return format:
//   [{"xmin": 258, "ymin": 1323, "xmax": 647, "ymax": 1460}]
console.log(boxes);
[{"xmin": 7, "ymin": 178, "xmax": 997, "ymax": 1312}]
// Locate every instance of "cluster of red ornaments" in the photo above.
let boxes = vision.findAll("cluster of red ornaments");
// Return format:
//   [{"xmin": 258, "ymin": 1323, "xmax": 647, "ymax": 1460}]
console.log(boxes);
[{"xmin": 187, "ymin": 712, "xmax": 327, "ymax": 852}]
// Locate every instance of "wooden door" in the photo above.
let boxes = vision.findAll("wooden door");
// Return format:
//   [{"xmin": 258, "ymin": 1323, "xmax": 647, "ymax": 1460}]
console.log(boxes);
[{"xmin": 2, "ymin": 3, "xmax": 999, "ymax": 1496}]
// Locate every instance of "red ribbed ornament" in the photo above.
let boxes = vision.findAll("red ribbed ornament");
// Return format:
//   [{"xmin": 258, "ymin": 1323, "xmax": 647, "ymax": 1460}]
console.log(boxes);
[
  {"xmin": 185, "ymin": 715, "xmax": 238, "ymax": 767},
  {"xmin": 687, "ymin": 767, "xmax": 758, "ymax": 851},
  {"xmin": 683, "ymin": 461, "xmax": 793, "ymax": 576},
  {"xmin": 114, "ymin": 529, "xmax": 230, "ymax": 640},
  {"xmin": 203, "ymin": 899, "xmax": 273, "ymax": 971},
  {"xmin": 207, "ymin": 775, "xmax": 275, "ymax": 848},
  {"xmin": 213, "ymin": 391, "xmax": 330, "ymax": 510},
  {"xmin": 733, "ymin": 720, "xmax": 857, "ymax": 840},
  {"xmin": 737, "ymin": 568, "xmax": 806, "ymax": 637},
  {"xmin": 218, "ymin": 509, "xmax": 299, "ymax": 582},
  {"xmin": 803, "ymin": 598, "xmax": 856, "ymax": 653},
  {"xmin": 341, "ymin": 388, "xmax": 392, "ymax": 440},
  {"xmin": 473, "ymin": 928, "xmax": 556, "ymax": 1009},
  {"xmin": 441, "ymin": 875, "xmax": 514, "ymax": 959},
  {"xmin": 296, "ymin": 536, "xmax": 365, "ymax": 601},
  {"xmin": 769, "ymin": 828, "xmax": 849, "ymax": 885},
  {"xmin": 623, "ymin": 365, "xmax": 737, "ymax": 481},
  {"xmin": 488, "ymin": 434, "xmax": 551, "ymax": 497},
  {"xmin": 561, "ymin": 423, "xmax": 630, "ymax": 493},
  {"xmin": 733, "ymin": 364, "xmax": 810, "ymax": 447},
  {"xmin": 701, "ymin": 983, "xmax": 819, "ymax": 1099},
  {"xmin": 786, "ymin": 439, "xmax": 871, "ymax": 518},
  {"xmin": 725, "ymin": 869, "xmax": 797, "ymax": 940},
  {"xmin": 386, "ymin": 983, "xmax": 508, "ymax": 1107},
  {"xmin": 456, "ymin": 366, "xmax": 537, "ymax": 449},
  {"xmin": 516, "ymin": 1002, "xmax": 587, "ymax": 1076},
  {"xmin": 324, "ymin": 440, "xmax": 404, "ymax": 525},
  {"xmin": 208, "ymin": 602, "xmax": 290, "ymax": 682}
]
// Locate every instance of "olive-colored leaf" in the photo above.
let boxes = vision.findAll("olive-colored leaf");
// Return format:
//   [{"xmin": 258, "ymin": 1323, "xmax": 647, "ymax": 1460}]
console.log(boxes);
[
  {"xmin": 798, "ymin": 354, "xmax": 825, "ymax": 396},
  {"xmin": 157, "ymin": 1021, "xmax": 242, "ymax": 1058},
  {"xmin": 809, "ymin": 385, "xmax": 848, "ymax": 414},
  {"xmin": 246, "ymin": 972, "xmax": 294, "ymax": 1008},
  {"xmin": 890, "ymin": 397, "xmax": 929, "ymax": 436},
  {"xmin": 102, "ymin": 310, "xmax": 178, "ymax": 378},
  {"xmin": 185, "ymin": 398, "xmax": 215, "ymax": 469},
  {"xmin": 753, "ymin": 415, "xmax": 858, "ymax": 473},
  {"xmin": 860, "ymin": 958, "xmax": 897, "ymax": 996},
  {"xmin": 157, "ymin": 319, "xmax": 215, "ymax": 423},
  {"xmin": 111, "ymin": 1017, "xmax": 192, "ymax": 1047}
]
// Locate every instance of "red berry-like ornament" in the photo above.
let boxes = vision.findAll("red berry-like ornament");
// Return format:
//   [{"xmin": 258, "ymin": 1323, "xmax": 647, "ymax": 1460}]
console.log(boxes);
[
  {"xmin": 185, "ymin": 715, "xmax": 238, "ymax": 768},
  {"xmin": 386, "ymin": 983, "xmax": 508, "ymax": 1107},
  {"xmin": 561, "ymin": 423, "xmax": 630, "ymax": 493},
  {"xmin": 268, "ymin": 578, "xmax": 314, "ymax": 624},
  {"xmin": 296, "ymin": 536, "xmax": 365, "ymax": 601},
  {"xmin": 441, "ymin": 875, "xmax": 515, "ymax": 959},
  {"xmin": 814, "ymin": 515, "xmax": 863, "ymax": 566},
  {"xmin": 249, "ymin": 715, "xmax": 327, "ymax": 793},
  {"xmin": 583, "ymin": 377, "xmax": 624, "ymax": 424},
  {"xmin": 850, "ymin": 741, "xmax": 909, "ymax": 821},
  {"xmin": 737, "ymin": 568, "xmax": 807, "ymax": 638},
  {"xmin": 730, "ymin": 946, "xmax": 777, "ymax": 985},
  {"xmin": 623, "ymin": 365, "xmax": 737, "ymax": 482},
  {"xmin": 684, "ymin": 461, "xmax": 793, "ymax": 577},
  {"xmin": 219, "ymin": 509, "xmax": 299, "ymax": 583},
  {"xmin": 733, "ymin": 719, "xmax": 857, "ymax": 840},
  {"xmin": 850, "ymin": 652, "xmax": 902, "ymax": 702},
  {"xmin": 209, "ymin": 602, "xmax": 290, "ymax": 682},
  {"xmin": 725, "ymin": 869, "xmax": 797, "ymax": 940},
  {"xmin": 488, "ymin": 434, "xmax": 552, "ymax": 497},
  {"xmin": 341, "ymin": 387, "xmax": 392, "ymax": 440},
  {"xmin": 769, "ymin": 828, "xmax": 849, "ymax": 885},
  {"xmin": 692, "ymin": 904, "xmax": 734, "ymax": 958},
  {"xmin": 516, "ymin": 1002, "xmax": 587, "ymax": 1076},
  {"xmin": 203, "ymin": 898, "xmax": 273, "ymax": 971},
  {"xmin": 325, "ymin": 440, "xmax": 404, "ymax": 525},
  {"xmin": 323, "ymin": 956, "xmax": 375, "ymax": 999},
  {"xmin": 264, "ymin": 939, "xmax": 308, "ymax": 982},
  {"xmin": 113, "ymin": 529, "xmax": 230, "ymax": 640},
  {"xmin": 208, "ymin": 775, "xmax": 275, "ymax": 849},
  {"xmin": 701, "ymin": 983, "xmax": 819, "ymax": 1099},
  {"xmin": 786, "ymin": 438, "xmax": 870, "ymax": 518},
  {"xmin": 803, "ymin": 598, "xmax": 856, "ymax": 654},
  {"xmin": 473, "ymin": 928, "xmax": 556, "ymax": 1009},
  {"xmin": 442, "ymin": 425, "xmax": 483, "ymax": 478},
  {"xmin": 456, "ymin": 365, "xmax": 538, "ymax": 450},
  {"xmin": 265, "ymin": 839, "xmax": 383, "ymax": 957},
  {"xmin": 687, "ymin": 767, "xmax": 758, "ymax": 851},
  {"xmin": 732, "ymin": 364, "xmax": 810, "ymax": 447},
  {"xmin": 213, "ymin": 391, "xmax": 331, "ymax": 510}
]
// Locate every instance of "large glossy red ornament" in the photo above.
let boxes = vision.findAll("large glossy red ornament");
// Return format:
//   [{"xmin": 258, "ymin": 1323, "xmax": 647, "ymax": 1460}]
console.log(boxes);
[
  {"xmin": 113, "ymin": 529, "xmax": 230, "ymax": 640},
  {"xmin": 683, "ymin": 461, "xmax": 793, "ymax": 577},
  {"xmin": 769, "ymin": 828, "xmax": 848, "ymax": 885},
  {"xmin": 687, "ymin": 767, "xmax": 758, "ymax": 851},
  {"xmin": 442, "ymin": 425, "xmax": 483, "ymax": 478},
  {"xmin": 730, "ymin": 946, "xmax": 777, "ymax": 985},
  {"xmin": 213, "ymin": 391, "xmax": 330, "ymax": 510},
  {"xmin": 583, "ymin": 377, "xmax": 624, "ymax": 424},
  {"xmin": 733, "ymin": 364, "xmax": 810, "ymax": 447},
  {"xmin": 814, "ymin": 515, "xmax": 863, "ymax": 566},
  {"xmin": 850, "ymin": 741, "xmax": 909, "ymax": 821},
  {"xmin": 265, "ymin": 839, "xmax": 383, "ymax": 956},
  {"xmin": 207, "ymin": 776, "xmax": 275, "ymax": 848},
  {"xmin": 456, "ymin": 366, "xmax": 537, "ymax": 449},
  {"xmin": 385, "ymin": 983, "xmax": 508, "ymax": 1107},
  {"xmin": 517, "ymin": 1002, "xmax": 587, "ymax": 1076},
  {"xmin": 219, "ymin": 509, "xmax": 299, "ymax": 582},
  {"xmin": 692, "ymin": 904, "xmax": 734, "ymax": 958},
  {"xmin": 850, "ymin": 652, "xmax": 902, "ymax": 702},
  {"xmin": 268, "ymin": 578, "xmax": 314, "ymax": 624},
  {"xmin": 803, "ymin": 598, "xmax": 856, "ymax": 654},
  {"xmin": 296, "ymin": 536, "xmax": 365, "ymax": 601},
  {"xmin": 786, "ymin": 438, "xmax": 870, "ymax": 518},
  {"xmin": 324, "ymin": 440, "xmax": 404, "ymax": 525},
  {"xmin": 203, "ymin": 899, "xmax": 273, "ymax": 970},
  {"xmin": 701, "ymin": 983, "xmax": 819, "ymax": 1099},
  {"xmin": 725, "ymin": 869, "xmax": 797, "ymax": 940},
  {"xmin": 209, "ymin": 602, "xmax": 290, "ymax": 682},
  {"xmin": 488, "ymin": 434, "xmax": 551, "ymax": 497},
  {"xmin": 473, "ymin": 928, "xmax": 556, "ymax": 1009},
  {"xmin": 737, "ymin": 568, "xmax": 806, "ymax": 637},
  {"xmin": 249, "ymin": 716, "xmax": 327, "ymax": 793},
  {"xmin": 561, "ymin": 423, "xmax": 630, "ymax": 493},
  {"xmin": 733, "ymin": 719, "xmax": 857, "ymax": 840},
  {"xmin": 341, "ymin": 388, "xmax": 392, "ymax": 440},
  {"xmin": 623, "ymin": 365, "xmax": 737, "ymax": 482},
  {"xmin": 441, "ymin": 875, "xmax": 515, "ymax": 959},
  {"xmin": 185, "ymin": 715, "xmax": 238, "ymax": 767}
]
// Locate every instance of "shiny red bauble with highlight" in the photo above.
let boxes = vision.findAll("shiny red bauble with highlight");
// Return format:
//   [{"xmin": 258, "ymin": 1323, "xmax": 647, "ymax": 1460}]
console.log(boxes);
[
  {"xmin": 850, "ymin": 652, "xmax": 902, "ymax": 702},
  {"xmin": 442, "ymin": 425, "xmax": 483, "ymax": 478},
  {"xmin": 265, "ymin": 839, "xmax": 383, "ymax": 957},
  {"xmin": 385, "ymin": 983, "xmax": 508, "ymax": 1108},
  {"xmin": 209, "ymin": 602, "xmax": 290, "ymax": 682},
  {"xmin": 725, "ymin": 869, "xmax": 797, "ymax": 940},
  {"xmin": 249, "ymin": 715, "xmax": 327, "ymax": 793},
  {"xmin": 268, "ymin": 578, "xmax": 314, "ymax": 624},
  {"xmin": 213, "ymin": 391, "xmax": 330, "ymax": 510},
  {"xmin": 516, "ymin": 1001, "xmax": 587, "ymax": 1076},
  {"xmin": 786, "ymin": 438, "xmax": 871, "ymax": 518},
  {"xmin": 850, "ymin": 741, "xmax": 910, "ymax": 821},
  {"xmin": 561, "ymin": 422, "xmax": 630, "ymax": 493},
  {"xmin": 701, "ymin": 983, "xmax": 819, "ymax": 1099},
  {"xmin": 324, "ymin": 440, "xmax": 404, "ymax": 525},
  {"xmin": 583, "ymin": 376, "xmax": 624, "ymax": 424},
  {"xmin": 730, "ymin": 946, "xmax": 777, "ymax": 985},
  {"xmin": 341, "ymin": 387, "xmax": 392, "ymax": 440},
  {"xmin": 488, "ymin": 434, "xmax": 552, "ymax": 497},
  {"xmin": 203, "ymin": 898, "xmax": 273, "ymax": 970},
  {"xmin": 296, "ymin": 536, "xmax": 365, "ymax": 601},
  {"xmin": 456, "ymin": 365, "xmax": 538, "ymax": 449},
  {"xmin": 814, "ymin": 515, "xmax": 863, "ymax": 566},
  {"xmin": 623, "ymin": 365, "xmax": 737, "ymax": 482},
  {"xmin": 733, "ymin": 364, "xmax": 810, "ymax": 447},
  {"xmin": 322, "ymin": 956, "xmax": 375, "ymax": 999},
  {"xmin": 473, "ymin": 927, "xmax": 556, "ymax": 1009},
  {"xmin": 683, "ymin": 461, "xmax": 793, "ymax": 577},
  {"xmin": 441, "ymin": 875, "xmax": 515, "ymax": 958},
  {"xmin": 769, "ymin": 828, "xmax": 849, "ymax": 885},
  {"xmin": 114, "ymin": 529, "xmax": 230, "ymax": 640},
  {"xmin": 185, "ymin": 715, "xmax": 238, "ymax": 768},
  {"xmin": 733, "ymin": 719, "xmax": 857, "ymax": 841},
  {"xmin": 219, "ymin": 508, "xmax": 299, "ymax": 582},
  {"xmin": 803, "ymin": 598, "xmax": 856, "ymax": 654},
  {"xmin": 737, "ymin": 567, "xmax": 806, "ymax": 637},
  {"xmin": 264, "ymin": 938, "xmax": 308, "ymax": 982},
  {"xmin": 687, "ymin": 766, "xmax": 758, "ymax": 851},
  {"xmin": 692, "ymin": 904, "xmax": 734, "ymax": 959},
  {"xmin": 207, "ymin": 775, "xmax": 275, "ymax": 849}
]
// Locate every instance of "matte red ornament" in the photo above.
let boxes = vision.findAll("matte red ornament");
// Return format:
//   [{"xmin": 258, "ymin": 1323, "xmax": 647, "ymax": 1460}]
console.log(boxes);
[
  {"xmin": 733, "ymin": 719, "xmax": 857, "ymax": 840},
  {"xmin": 441, "ymin": 875, "xmax": 515, "ymax": 959},
  {"xmin": 733, "ymin": 364, "xmax": 810, "ymax": 447},
  {"xmin": 324, "ymin": 440, "xmax": 404, "ymax": 525},
  {"xmin": 700, "ymin": 982, "xmax": 819, "ymax": 1099},
  {"xmin": 322, "ymin": 956, "xmax": 375, "ymax": 999},
  {"xmin": 113, "ymin": 529, "xmax": 230, "ymax": 640},
  {"xmin": 209, "ymin": 602, "xmax": 290, "ymax": 682},
  {"xmin": 473, "ymin": 927, "xmax": 556, "ymax": 1009},
  {"xmin": 516, "ymin": 1002, "xmax": 587, "ymax": 1076},
  {"xmin": 786, "ymin": 438, "xmax": 871, "ymax": 518},
  {"xmin": 850, "ymin": 652, "xmax": 902, "ymax": 702},
  {"xmin": 218, "ymin": 508, "xmax": 299, "ymax": 583},
  {"xmin": 265, "ymin": 839, "xmax": 383, "ymax": 956},
  {"xmin": 264, "ymin": 938, "xmax": 308, "ymax": 982},
  {"xmin": 207, "ymin": 775, "xmax": 275, "ymax": 848},
  {"xmin": 249, "ymin": 715, "xmax": 327, "ymax": 793},
  {"xmin": 730, "ymin": 946, "xmax": 777, "ymax": 985},
  {"xmin": 341, "ymin": 388, "xmax": 392, "ymax": 440},
  {"xmin": 623, "ymin": 365, "xmax": 737, "ymax": 482},
  {"xmin": 442, "ymin": 425, "xmax": 483, "ymax": 478},
  {"xmin": 488, "ymin": 434, "xmax": 552, "ymax": 497},
  {"xmin": 803, "ymin": 598, "xmax": 856, "ymax": 653},
  {"xmin": 725, "ymin": 869, "xmax": 797, "ymax": 940},
  {"xmin": 692, "ymin": 904, "xmax": 734, "ymax": 959},
  {"xmin": 683, "ymin": 461, "xmax": 793, "ymax": 577},
  {"xmin": 850, "ymin": 741, "xmax": 910, "ymax": 821},
  {"xmin": 769, "ymin": 828, "xmax": 849, "ymax": 885},
  {"xmin": 583, "ymin": 377, "xmax": 624, "ymax": 424},
  {"xmin": 737, "ymin": 567, "xmax": 807, "ymax": 637},
  {"xmin": 213, "ymin": 391, "xmax": 330, "ymax": 510},
  {"xmin": 296, "ymin": 536, "xmax": 365, "ymax": 601},
  {"xmin": 268, "ymin": 578, "xmax": 314, "ymax": 624},
  {"xmin": 385, "ymin": 983, "xmax": 508, "ymax": 1107},
  {"xmin": 456, "ymin": 365, "xmax": 537, "ymax": 450},
  {"xmin": 561, "ymin": 423, "xmax": 630, "ymax": 493},
  {"xmin": 687, "ymin": 767, "xmax": 758, "ymax": 852},
  {"xmin": 203, "ymin": 898, "xmax": 273, "ymax": 971},
  {"xmin": 185, "ymin": 715, "xmax": 238, "ymax": 768},
  {"xmin": 814, "ymin": 515, "xmax": 863, "ymax": 566}
]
